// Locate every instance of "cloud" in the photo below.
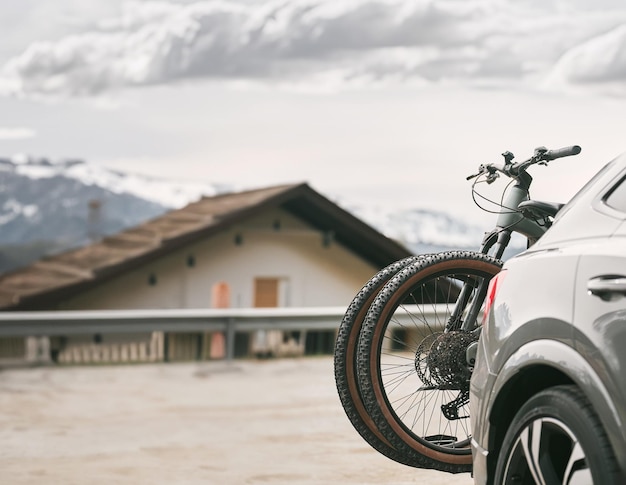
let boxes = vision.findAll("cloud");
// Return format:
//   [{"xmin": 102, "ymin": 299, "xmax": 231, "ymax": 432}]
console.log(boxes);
[
  {"xmin": 2, "ymin": 0, "xmax": 626, "ymax": 97},
  {"xmin": 544, "ymin": 23, "xmax": 626, "ymax": 95},
  {"xmin": 0, "ymin": 127, "xmax": 36, "ymax": 140}
]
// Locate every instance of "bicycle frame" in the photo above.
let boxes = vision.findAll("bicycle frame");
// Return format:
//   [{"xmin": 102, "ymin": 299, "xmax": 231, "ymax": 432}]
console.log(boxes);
[
  {"xmin": 450, "ymin": 171, "xmax": 548, "ymax": 333},
  {"xmin": 481, "ymin": 179, "xmax": 547, "ymax": 258}
]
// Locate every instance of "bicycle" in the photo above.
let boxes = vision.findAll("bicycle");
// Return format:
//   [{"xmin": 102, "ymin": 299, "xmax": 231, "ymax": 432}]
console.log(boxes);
[{"xmin": 334, "ymin": 145, "xmax": 582, "ymax": 473}]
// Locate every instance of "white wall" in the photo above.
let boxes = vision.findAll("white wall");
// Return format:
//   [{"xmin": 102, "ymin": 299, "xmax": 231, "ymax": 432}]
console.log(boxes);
[{"xmin": 59, "ymin": 208, "xmax": 379, "ymax": 310}]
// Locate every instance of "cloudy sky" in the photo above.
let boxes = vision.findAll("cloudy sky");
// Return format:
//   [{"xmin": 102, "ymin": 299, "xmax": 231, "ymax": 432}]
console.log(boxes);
[{"xmin": 1, "ymin": 0, "xmax": 626, "ymax": 224}]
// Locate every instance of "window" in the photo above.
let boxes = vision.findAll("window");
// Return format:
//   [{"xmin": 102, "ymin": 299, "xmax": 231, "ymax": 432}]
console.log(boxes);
[{"xmin": 605, "ymin": 175, "xmax": 626, "ymax": 213}]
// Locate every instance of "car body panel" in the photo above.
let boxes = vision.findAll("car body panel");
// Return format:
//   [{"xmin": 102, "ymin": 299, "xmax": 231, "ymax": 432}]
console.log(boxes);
[
  {"xmin": 470, "ymin": 339, "xmax": 622, "ymax": 485},
  {"xmin": 572, "ymin": 238, "xmax": 626, "ymax": 473},
  {"xmin": 532, "ymin": 154, "xmax": 626, "ymax": 248},
  {"xmin": 470, "ymin": 151, "xmax": 626, "ymax": 483},
  {"xmin": 479, "ymin": 247, "xmax": 578, "ymax": 373}
]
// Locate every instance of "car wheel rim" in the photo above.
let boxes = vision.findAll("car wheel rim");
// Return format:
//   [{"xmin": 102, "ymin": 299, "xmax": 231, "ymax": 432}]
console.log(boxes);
[{"xmin": 502, "ymin": 417, "xmax": 591, "ymax": 485}]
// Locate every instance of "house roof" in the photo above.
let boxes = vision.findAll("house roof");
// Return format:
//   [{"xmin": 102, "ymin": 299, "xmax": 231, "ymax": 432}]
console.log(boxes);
[{"xmin": 0, "ymin": 183, "xmax": 413, "ymax": 310}]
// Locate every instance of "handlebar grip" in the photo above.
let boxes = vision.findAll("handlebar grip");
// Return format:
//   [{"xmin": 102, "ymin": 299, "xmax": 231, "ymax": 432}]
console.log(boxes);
[{"xmin": 543, "ymin": 145, "xmax": 581, "ymax": 161}]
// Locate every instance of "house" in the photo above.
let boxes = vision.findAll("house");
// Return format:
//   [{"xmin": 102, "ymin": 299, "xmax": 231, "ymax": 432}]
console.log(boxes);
[{"xmin": 0, "ymin": 183, "xmax": 413, "ymax": 363}]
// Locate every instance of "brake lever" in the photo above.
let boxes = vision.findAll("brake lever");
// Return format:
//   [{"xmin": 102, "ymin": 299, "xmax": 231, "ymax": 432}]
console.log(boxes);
[
  {"xmin": 533, "ymin": 146, "xmax": 548, "ymax": 160},
  {"xmin": 467, "ymin": 163, "xmax": 499, "ymax": 182},
  {"xmin": 467, "ymin": 163, "xmax": 488, "ymax": 180},
  {"xmin": 485, "ymin": 172, "xmax": 499, "ymax": 184}
]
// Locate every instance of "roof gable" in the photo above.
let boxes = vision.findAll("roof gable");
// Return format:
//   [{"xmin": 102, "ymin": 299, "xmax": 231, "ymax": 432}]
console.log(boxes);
[{"xmin": 0, "ymin": 183, "xmax": 412, "ymax": 310}]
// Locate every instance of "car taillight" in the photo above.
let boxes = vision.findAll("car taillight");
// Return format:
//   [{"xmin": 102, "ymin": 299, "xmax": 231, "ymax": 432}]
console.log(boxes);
[{"xmin": 482, "ymin": 270, "xmax": 507, "ymax": 326}]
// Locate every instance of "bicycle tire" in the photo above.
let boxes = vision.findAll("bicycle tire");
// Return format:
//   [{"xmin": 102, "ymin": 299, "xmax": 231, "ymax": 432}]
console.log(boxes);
[
  {"xmin": 334, "ymin": 255, "xmax": 424, "ymax": 467},
  {"xmin": 357, "ymin": 251, "xmax": 502, "ymax": 473}
]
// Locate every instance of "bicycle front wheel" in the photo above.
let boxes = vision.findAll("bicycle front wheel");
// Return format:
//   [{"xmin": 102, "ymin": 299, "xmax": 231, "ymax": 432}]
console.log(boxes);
[{"xmin": 357, "ymin": 251, "xmax": 502, "ymax": 473}]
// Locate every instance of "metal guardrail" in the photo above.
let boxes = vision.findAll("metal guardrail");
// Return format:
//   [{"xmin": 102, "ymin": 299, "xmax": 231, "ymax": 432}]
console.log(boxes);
[
  {"xmin": 0, "ymin": 307, "xmax": 347, "ymax": 336},
  {"xmin": 0, "ymin": 305, "xmax": 444, "ymax": 361}
]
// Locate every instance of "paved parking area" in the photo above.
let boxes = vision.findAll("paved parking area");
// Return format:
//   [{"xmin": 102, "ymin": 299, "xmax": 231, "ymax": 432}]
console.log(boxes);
[{"xmin": 0, "ymin": 357, "xmax": 474, "ymax": 484}]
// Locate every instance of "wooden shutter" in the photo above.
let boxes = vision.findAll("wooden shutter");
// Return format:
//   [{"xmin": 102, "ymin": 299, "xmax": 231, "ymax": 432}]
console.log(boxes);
[
  {"xmin": 254, "ymin": 278, "xmax": 279, "ymax": 308},
  {"xmin": 211, "ymin": 282, "xmax": 231, "ymax": 309}
]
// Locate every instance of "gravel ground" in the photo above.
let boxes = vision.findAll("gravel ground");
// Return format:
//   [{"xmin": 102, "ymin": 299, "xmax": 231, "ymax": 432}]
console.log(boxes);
[{"xmin": 0, "ymin": 357, "xmax": 474, "ymax": 485}]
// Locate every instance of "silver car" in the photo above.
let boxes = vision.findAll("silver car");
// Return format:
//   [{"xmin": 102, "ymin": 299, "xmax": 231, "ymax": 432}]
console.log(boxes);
[{"xmin": 470, "ymin": 152, "xmax": 626, "ymax": 484}]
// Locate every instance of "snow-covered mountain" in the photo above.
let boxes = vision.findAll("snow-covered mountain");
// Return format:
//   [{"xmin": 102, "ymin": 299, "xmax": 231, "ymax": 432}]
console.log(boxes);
[
  {"xmin": 348, "ymin": 204, "xmax": 484, "ymax": 253},
  {"xmin": 0, "ymin": 155, "xmax": 517, "ymax": 273},
  {"xmin": 0, "ymin": 155, "xmax": 230, "ymax": 272},
  {"xmin": 6, "ymin": 154, "xmax": 229, "ymax": 209}
]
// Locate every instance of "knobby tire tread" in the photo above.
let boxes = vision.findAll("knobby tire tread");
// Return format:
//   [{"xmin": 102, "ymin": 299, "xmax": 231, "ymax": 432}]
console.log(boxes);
[
  {"xmin": 334, "ymin": 255, "xmax": 424, "ymax": 467},
  {"xmin": 356, "ymin": 251, "xmax": 502, "ymax": 473}
]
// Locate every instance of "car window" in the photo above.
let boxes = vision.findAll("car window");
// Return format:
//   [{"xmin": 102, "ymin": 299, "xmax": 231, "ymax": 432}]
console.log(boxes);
[
  {"xmin": 604, "ymin": 175, "xmax": 626, "ymax": 213},
  {"xmin": 554, "ymin": 159, "xmax": 616, "ymax": 221}
]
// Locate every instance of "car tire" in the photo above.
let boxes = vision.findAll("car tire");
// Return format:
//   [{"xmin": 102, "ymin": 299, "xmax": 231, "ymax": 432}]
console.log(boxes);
[{"xmin": 494, "ymin": 385, "xmax": 621, "ymax": 484}]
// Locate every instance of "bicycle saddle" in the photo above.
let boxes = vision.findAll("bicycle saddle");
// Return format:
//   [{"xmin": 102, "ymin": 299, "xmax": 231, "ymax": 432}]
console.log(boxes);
[{"xmin": 518, "ymin": 200, "xmax": 564, "ymax": 219}]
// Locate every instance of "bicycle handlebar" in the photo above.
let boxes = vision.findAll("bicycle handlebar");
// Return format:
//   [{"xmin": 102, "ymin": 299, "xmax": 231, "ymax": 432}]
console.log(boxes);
[
  {"xmin": 542, "ymin": 145, "xmax": 581, "ymax": 161},
  {"xmin": 466, "ymin": 145, "xmax": 582, "ymax": 182}
]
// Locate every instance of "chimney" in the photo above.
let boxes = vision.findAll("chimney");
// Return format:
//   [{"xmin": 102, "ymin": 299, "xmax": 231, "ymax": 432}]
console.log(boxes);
[{"xmin": 87, "ymin": 199, "xmax": 103, "ymax": 242}]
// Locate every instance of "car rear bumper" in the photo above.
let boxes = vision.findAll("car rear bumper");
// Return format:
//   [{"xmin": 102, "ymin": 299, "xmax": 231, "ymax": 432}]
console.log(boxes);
[{"xmin": 470, "ymin": 437, "xmax": 488, "ymax": 485}]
